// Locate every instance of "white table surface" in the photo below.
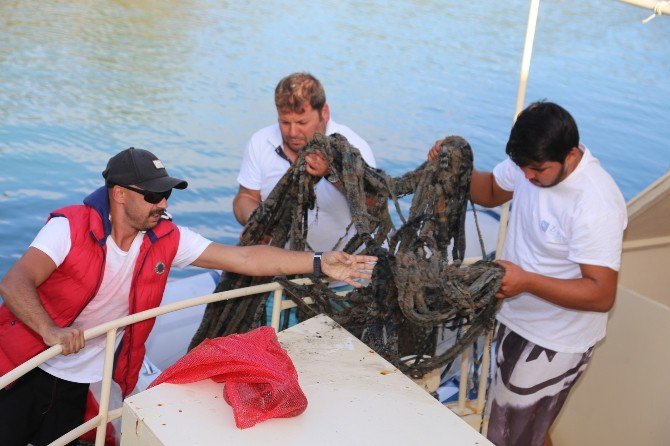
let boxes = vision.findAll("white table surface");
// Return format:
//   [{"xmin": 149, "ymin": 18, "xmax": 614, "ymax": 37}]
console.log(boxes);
[{"xmin": 120, "ymin": 314, "xmax": 491, "ymax": 445}]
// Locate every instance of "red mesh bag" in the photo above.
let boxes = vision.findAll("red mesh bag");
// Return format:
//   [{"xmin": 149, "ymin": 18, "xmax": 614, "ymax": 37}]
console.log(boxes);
[{"xmin": 148, "ymin": 326, "xmax": 307, "ymax": 428}]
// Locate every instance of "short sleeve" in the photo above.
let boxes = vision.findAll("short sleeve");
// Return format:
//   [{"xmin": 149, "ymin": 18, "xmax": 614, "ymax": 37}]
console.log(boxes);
[
  {"xmin": 347, "ymin": 133, "xmax": 376, "ymax": 168},
  {"xmin": 568, "ymin": 208, "xmax": 626, "ymax": 271},
  {"xmin": 30, "ymin": 217, "xmax": 72, "ymax": 267},
  {"xmin": 492, "ymin": 157, "xmax": 520, "ymax": 192},
  {"xmin": 237, "ymin": 138, "xmax": 263, "ymax": 190},
  {"xmin": 327, "ymin": 121, "xmax": 376, "ymax": 168},
  {"xmin": 173, "ymin": 226, "xmax": 213, "ymax": 268}
]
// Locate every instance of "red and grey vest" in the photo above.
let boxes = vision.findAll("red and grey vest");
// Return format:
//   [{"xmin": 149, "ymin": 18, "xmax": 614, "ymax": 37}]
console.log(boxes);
[{"xmin": 0, "ymin": 186, "xmax": 180, "ymax": 396}]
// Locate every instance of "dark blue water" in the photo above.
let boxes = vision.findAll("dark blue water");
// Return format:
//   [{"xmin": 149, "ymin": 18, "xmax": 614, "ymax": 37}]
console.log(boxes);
[{"xmin": 1, "ymin": 0, "xmax": 669, "ymax": 281}]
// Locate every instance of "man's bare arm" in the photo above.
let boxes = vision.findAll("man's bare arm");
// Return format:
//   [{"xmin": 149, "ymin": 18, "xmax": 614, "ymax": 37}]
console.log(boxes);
[
  {"xmin": 470, "ymin": 169, "xmax": 513, "ymax": 208},
  {"xmin": 495, "ymin": 260, "xmax": 618, "ymax": 312},
  {"xmin": 232, "ymin": 185, "xmax": 262, "ymax": 226},
  {"xmin": 191, "ymin": 244, "xmax": 376, "ymax": 288},
  {"xmin": 0, "ymin": 247, "xmax": 85, "ymax": 354}
]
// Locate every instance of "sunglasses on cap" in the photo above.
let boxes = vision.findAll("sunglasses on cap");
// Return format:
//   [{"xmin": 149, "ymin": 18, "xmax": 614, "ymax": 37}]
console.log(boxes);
[{"xmin": 116, "ymin": 184, "xmax": 172, "ymax": 204}]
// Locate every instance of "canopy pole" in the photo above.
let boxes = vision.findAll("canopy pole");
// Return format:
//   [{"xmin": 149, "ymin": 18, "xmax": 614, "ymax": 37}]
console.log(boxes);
[
  {"xmin": 495, "ymin": 0, "xmax": 541, "ymax": 258},
  {"xmin": 478, "ymin": 1, "xmax": 541, "ymax": 433},
  {"xmin": 497, "ymin": 0, "xmax": 668, "ymax": 261}
]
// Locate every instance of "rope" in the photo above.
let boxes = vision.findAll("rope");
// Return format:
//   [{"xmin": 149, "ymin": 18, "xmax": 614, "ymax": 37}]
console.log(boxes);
[{"xmin": 470, "ymin": 200, "xmax": 487, "ymax": 260}]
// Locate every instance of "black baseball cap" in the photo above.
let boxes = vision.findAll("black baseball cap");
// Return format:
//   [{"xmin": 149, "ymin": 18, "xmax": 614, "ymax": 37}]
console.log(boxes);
[{"xmin": 103, "ymin": 147, "xmax": 188, "ymax": 192}]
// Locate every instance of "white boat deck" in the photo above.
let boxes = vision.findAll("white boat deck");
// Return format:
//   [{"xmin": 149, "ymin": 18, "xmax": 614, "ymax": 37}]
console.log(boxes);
[{"xmin": 121, "ymin": 314, "xmax": 491, "ymax": 445}]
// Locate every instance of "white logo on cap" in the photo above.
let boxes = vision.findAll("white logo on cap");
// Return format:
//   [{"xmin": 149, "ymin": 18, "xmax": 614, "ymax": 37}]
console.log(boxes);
[{"xmin": 153, "ymin": 160, "xmax": 165, "ymax": 169}]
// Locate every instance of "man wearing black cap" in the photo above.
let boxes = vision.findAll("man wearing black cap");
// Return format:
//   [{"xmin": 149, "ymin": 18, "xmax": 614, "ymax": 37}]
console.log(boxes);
[{"xmin": 0, "ymin": 147, "xmax": 375, "ymax": 446}]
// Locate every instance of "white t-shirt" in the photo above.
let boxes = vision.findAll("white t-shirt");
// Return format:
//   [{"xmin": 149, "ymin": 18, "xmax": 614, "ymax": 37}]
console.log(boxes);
[
  {"xmin": 237, "ymin": 119, "xmax": 376, "ymax": 251},
  {"xmin": 493, "ymin": 145, "xmax": 627, "ymax": 353},
  {"xmin": 32, "ymin": 217, "xmax": 212, "ymax": 383}
]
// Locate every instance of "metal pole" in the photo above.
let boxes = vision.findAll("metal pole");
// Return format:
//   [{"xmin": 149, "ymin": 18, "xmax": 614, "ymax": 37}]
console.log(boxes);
[
  {"xmin": 94, "ymin": 329, "xmax": 117, "ymax": 446},
  {"xmin": 476, "ymin": 0, "xmax": 542, "ymax": 430},
  {"xmin": 270, "ymin": 288, "xmax": 284, "ymax": 331},
  {"xmin": 495, "ymin": 0, "xmax": 542, "ymax": 259},
  {"xmin": 457, "ymin": 346, "xmax": 471, "ymax": 414}
]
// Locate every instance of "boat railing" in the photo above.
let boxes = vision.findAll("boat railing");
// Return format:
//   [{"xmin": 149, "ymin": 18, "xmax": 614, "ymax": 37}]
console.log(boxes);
[
  {"xmin": 0, "ymin": 277, "xmax": 314, "ymax": 446},
  {"xmin": 0, "ymin": 260, "xmax": 492, "ymax": 446}
]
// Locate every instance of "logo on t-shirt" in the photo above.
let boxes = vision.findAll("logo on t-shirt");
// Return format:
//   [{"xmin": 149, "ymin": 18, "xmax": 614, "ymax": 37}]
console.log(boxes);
[
  {"xmin": 540, "ymin": 219, "xmax": 567, "ymax": 243},
  {"xmin": 155, "ymin": 261, "xmax": 166, "ymax": 275}
]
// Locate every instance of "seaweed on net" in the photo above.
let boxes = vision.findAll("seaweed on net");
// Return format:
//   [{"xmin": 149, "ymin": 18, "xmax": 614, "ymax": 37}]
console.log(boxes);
[{"xmin": 189, "ymin": 133, "xmax": 504, "ymax": 378}]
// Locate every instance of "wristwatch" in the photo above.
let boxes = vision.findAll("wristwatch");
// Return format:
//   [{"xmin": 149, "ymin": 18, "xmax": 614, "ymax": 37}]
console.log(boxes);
[{"xmin": 313, "ymin": 252, "xmax": 324, "ymax": 278}]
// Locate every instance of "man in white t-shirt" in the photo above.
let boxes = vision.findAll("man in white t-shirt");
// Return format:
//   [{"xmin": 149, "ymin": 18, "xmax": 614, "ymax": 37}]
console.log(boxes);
[
  {"xmin": 428, "ymin": 102, "xmax": 627, "ymax": 446},
  {"xmin": 234, "ymin": 72, "xmax": 376, "ymax": 251},
  {"xmin": 0, "ymin": 147, "xmax": 375, "ymax": 446}
]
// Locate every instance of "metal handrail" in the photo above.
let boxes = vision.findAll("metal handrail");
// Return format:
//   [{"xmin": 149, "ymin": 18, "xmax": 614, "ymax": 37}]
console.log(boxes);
[
  {"xmin": 0, "ymin": 278, "xmax": 316, "ymax": 446},
  {"xmin": 2, "ymin": 261, "xmax": 491, "ymax": 445}
]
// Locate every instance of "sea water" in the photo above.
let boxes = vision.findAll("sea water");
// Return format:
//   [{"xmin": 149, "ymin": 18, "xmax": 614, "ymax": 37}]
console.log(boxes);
[{"xmin": 1, "ymin": 0, "xmax": 669, "ymax": 283}]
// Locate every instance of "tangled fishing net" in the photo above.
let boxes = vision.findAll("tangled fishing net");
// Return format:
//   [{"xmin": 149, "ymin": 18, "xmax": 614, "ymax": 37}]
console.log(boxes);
[{"xmin": 189, "ymin": 134, "xmax": 503, "ymax": 378}]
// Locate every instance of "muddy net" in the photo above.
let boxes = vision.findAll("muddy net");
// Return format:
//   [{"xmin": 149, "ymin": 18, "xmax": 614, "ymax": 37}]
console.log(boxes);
[{"xmin": 189, "ymin": 134, "xmax": 503, "ymax": 378}]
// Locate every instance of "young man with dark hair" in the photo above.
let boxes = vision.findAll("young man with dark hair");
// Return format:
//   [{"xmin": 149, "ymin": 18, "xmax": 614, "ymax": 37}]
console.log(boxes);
[
  {"xmin": 0, "ymin": 147, "xmax": 375, "ymax": 446},
  {"xmin": 233, "ymin": 72, "xmax": 376, "ymax": 251},
  {"xmin": 429, "ymin": 101, "xmax": 627, "ymax": 446}
]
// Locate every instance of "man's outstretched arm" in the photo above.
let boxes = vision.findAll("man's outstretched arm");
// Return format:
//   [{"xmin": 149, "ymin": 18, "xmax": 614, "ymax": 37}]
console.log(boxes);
[
  {"xmin": 191, "ymin": 244, "xmax": 376, "ymax": 288},
  {"xmin": 0, "ymin": 247, "xmax": 85, "ymax": 354}
]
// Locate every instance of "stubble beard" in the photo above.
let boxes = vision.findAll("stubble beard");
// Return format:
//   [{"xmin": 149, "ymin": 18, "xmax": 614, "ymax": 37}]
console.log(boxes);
[
  {"xmin": 127, "ymin": 207, "xmax": 164, "ymax": 232},
  {"xmin": 539, "ymin": 162, "xmax": 568, "ymax": 188}
]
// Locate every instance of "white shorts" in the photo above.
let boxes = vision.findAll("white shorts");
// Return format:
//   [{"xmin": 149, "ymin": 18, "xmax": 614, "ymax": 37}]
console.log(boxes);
[{"xmin": 486, "ymin": 323, "xmax": 593, "ymax": 446}]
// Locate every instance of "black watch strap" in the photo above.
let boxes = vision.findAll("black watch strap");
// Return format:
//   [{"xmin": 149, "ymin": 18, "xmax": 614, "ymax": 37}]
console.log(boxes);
[{"xmin": 313, "ymin": 252, "xmax": 324, "ymax": 278}]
